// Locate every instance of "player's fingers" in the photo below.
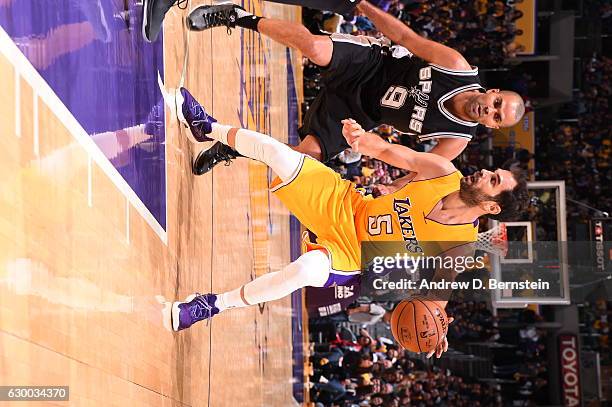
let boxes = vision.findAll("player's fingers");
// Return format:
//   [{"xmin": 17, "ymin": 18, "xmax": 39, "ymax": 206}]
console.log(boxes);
[
  {"xmin": 426, "ymin": 349, "xmax": 435, "ymax": 359},
  {"xmin": 351, "ymin": 129, "xmax": 363, "ymax": 137},
  {"xmin": 350, "ymin": 125, "xmax": 363, "ymax": 135},
  {"xmin": 444, "ymin": 338, "xmax": 449, "ymax": 352},
  {"xmin": 448, "ymin": 317, "xmax": 455, "ymax": 324},
  {"xmin": 352, "ymin": 140, "xmax": 360, "ymax": 152}
]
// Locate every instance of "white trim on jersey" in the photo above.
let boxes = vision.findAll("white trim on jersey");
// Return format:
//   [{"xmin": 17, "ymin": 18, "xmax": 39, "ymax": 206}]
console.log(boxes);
[
  {"xmin": 330, "ymin": 33, "xmax": 383, "ymax": 48},
  {"xmin": 437, "ymin": 84, "xmax": 484, "ymax": 127},
  {"xmin": 331, "ymin": 269, "xmax": 361, "ymax": 275},
  {"xmin": 270, "ymin": 154, "xmax": 306, "ymax": 192},
  {"xmin": 418, "ymin": 132, "xmax": 474, "ymax": 141},
  {"xmin": 430, "ymin": 63, "xmax": 479, "ymax": 76}
]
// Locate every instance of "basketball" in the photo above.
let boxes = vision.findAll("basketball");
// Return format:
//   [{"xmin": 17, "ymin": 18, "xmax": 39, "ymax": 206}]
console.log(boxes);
[{"xmin": 391, "ymin": 299, "xmax": 449, "ymax": 353}]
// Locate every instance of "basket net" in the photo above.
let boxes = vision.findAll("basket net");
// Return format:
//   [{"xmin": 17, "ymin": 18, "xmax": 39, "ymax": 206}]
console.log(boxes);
[{"xmin": 476, "ymin": 223, "xmax": 508, "ymax": 258}]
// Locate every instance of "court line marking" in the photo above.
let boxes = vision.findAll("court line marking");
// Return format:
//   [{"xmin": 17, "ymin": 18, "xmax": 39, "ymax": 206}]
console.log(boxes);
[
  {"xmin": 0, "ymin": 329, "xmax": 193, "ymax": 406},
  {"xmin": 87, "ymin": 156, "xmax": 93, "ymax": 207},
  {"xmin": 32, "ymin": 89, "xmax": 38, "ymax": 157},
  {"xmin": 14, "ymin": 66, "xmax": 20, "ymax": 138},
  {"xmin": 0, "ymin": 25, "xmax": 168, "ymax": 245},
  {"xmin": 207, "ymin": 25, "xmax": 213, "ymax": 407},
  {"xmin": 126, "ymin": 198, "xmax": 130, "ymax": 245}
]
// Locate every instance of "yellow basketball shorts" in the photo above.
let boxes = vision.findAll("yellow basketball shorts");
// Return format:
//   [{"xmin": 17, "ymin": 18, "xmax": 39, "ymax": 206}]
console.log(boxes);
[{"xmin": 270, "ymin": 156, "xmax": 364, "ymax": 273}]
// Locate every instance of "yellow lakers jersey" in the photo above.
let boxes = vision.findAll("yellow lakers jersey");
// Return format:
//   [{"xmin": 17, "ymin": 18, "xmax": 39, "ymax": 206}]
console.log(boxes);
[
  {"xmin": 354, "ymin": 171, "xmax": 478, "ymax": 256},
  {"xmin": 271, "ymin": 157, "xmax": 477, "ymax": 273}
]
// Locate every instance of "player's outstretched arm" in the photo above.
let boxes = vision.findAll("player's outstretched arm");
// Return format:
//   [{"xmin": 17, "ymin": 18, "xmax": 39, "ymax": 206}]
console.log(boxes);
[
  {"xmin": 429, "ymin": 138, "xmax": 470, "ymax": 161},
  {"xmin": 357, "ymin": 1, "xmax": 471, "ymax": 71},
  {"xmin": 342, "ymin": 119, "xmax": 455, "ymax": 178}
]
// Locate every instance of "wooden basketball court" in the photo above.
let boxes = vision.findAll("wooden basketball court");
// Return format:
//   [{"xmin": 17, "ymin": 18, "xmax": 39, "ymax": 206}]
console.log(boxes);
[{"xmin": 0, "ymin": 1, "xmax": 305, "ymax": 405}]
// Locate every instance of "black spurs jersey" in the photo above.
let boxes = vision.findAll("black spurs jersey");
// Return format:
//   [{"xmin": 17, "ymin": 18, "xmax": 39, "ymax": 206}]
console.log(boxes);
[{"xmin": 361, "ymin": 46, "xmax": 484, "ymax": 142}]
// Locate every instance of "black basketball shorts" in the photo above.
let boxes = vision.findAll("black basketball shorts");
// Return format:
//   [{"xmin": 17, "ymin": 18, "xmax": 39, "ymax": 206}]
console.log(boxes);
[{"xmin": 299, "ymin": 33, "xmax": 387, "ymax": 162}]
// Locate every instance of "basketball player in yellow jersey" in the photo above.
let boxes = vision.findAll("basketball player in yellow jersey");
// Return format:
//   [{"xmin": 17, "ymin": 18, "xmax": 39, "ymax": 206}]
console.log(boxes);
[{"xmin": 169, "ymin": 89, "xmax": 529, "ymax": 356}]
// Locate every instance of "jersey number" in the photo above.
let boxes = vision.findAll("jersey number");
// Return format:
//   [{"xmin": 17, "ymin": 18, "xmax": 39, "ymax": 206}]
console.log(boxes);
[
  {"xmin": 368, "ymin": 214, "xmax": 393, "ymax": 236},
  {"xmin": 380, "ymin": 86, "xmax": 408, "ymax": 109}
]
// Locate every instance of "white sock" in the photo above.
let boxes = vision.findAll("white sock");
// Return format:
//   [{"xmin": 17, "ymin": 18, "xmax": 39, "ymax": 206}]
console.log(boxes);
[
  {"xmin": 209, "ymin": 122, "xmax": 231, "ymax": 145},
  {"xmin": 215, "ymin": 250, "xmax": 330, "ymax": 311}
]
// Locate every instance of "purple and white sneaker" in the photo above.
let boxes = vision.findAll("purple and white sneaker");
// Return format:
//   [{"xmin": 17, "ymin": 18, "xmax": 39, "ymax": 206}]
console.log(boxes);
[
  {"xmin": 175, "ymin": 87, "xmax": 217, "ymax": 143},
  {"xmin": 171, "ymin": 293, "xmax": 219, "ymax": 331}
]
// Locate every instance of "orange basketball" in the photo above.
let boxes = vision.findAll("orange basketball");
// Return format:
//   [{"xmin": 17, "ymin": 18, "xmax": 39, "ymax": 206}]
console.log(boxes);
[{"xmin": 390, "ymin": 298, "xmax": 448, "ymax": 353}]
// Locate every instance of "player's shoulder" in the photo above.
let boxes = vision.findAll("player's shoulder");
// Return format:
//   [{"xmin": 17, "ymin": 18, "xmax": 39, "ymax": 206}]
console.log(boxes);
[{"xmin": 429, "ymin": 55, "xmax": 474, "ymax": 73}]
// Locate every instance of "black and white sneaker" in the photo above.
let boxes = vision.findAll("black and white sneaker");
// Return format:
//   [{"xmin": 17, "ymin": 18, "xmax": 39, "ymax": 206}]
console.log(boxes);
[
  {"xmin": 192, "ymin": 142, "xmax": 242, "ymax": 176},
  {"xmin": 186, "ymin": 3, "xmax": 248, "ymax": 34},
  {"xmin": 142, "ymin": 0, "xmax": 188, "ymax": 43}
]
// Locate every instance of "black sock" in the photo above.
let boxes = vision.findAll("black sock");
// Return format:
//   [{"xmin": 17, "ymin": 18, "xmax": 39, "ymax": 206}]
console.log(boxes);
[{"xmin": 234, "ymin": 8, "xmax": 264, "ymax": 32}]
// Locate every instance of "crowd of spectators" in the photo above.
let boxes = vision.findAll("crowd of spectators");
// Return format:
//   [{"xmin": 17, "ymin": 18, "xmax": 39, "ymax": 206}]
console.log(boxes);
[
  {"xmin": 579, "ymin": 299, "xmax": 611, "ymax": 365},
  {"xmin": 308, "ymin": 0, "xmax": 527, "ymax": 68},
  {"xmin": 443, "ymin": 294, "xmax": 549, "ymax": 404},
  {"xmin": 445, "ymin": 300, "xmax": 500, "ymax": 343},
  {"xmin": 308, "ymin": 319, "xmax": 503, "ymax": 406},
  {"xmin": 493, "ymin": 308, "xmax": 550, "ymax": 404},
  {"xmin": 536, "ymin": 55, "xmax": 612, "ymax": 226}
]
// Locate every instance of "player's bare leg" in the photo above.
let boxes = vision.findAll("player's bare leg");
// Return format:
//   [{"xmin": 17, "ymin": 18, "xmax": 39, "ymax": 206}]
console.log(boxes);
[
  {"xmin": 187, "ymin": 3, "xmax": 333, "ymax": 67},
  {"xmin": 186, "ymin": 4, "xmax": 331, "ymax": 174},
  {"xmin": 257, "ymin": 19, "xmax": 333, "ymax": 67}
]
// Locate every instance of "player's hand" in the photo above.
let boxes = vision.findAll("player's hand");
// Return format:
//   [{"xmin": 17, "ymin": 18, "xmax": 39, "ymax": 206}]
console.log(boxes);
[
  {"xmin": 426, "ymin": 316, "xmax": 454, "ymax": 359},
  {"xmin": 372, "ymin": 184, "xmax": 392, "ymax": 197},
  {"xmin": 341, "ymin": 118, "xmax": 365, "ymax": 152}
]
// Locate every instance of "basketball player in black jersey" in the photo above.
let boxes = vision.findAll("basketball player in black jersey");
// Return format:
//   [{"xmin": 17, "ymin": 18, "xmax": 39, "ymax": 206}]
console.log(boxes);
[{"xmin": 149, "ymin": 0, "xmax": 526, "ymax": 174}]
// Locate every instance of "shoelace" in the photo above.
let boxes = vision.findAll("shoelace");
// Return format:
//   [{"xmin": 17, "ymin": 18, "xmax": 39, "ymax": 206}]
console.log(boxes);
[
  {"xmin": 190, "ymin": 119, "xmax": 208, "ymax": 129},
  {"xmin": 202, "ymin": 9, "xmax": 235, "ymax": 35},
  {"xmin": 190, "ymin": 293, "xmax": 214, "ymax": 320},
  {"xmin": 187, "ymin": 102, "xmax": 211, "ymax": 133},
  {"xmin": 174, "ymin": 0, "xmax": 188, "ymax": 10},
  {"xmin": 217, "ymin": 149, "xmax": 236, "ymax": 166}
]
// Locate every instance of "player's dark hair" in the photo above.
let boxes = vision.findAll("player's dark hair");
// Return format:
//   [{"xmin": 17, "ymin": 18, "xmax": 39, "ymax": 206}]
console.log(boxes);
[{"xmin": 488, "ymin": 169, "xmax": 529, "ymax": 221}]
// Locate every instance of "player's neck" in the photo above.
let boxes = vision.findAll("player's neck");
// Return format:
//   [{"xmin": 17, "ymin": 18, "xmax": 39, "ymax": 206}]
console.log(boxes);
[
  {"xmin": 445, "ymin": 90, "xmax": 479, "ymax": 122},
  {"xmin": 433, "ymin": 191, "xmax": 482, "ymax": 224}
]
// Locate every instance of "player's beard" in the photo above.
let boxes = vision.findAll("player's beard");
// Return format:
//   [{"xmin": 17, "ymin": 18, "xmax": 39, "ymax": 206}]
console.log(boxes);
[{"xmin": 459, "ymin": 179, "xmax": 492, "ymax": 207}]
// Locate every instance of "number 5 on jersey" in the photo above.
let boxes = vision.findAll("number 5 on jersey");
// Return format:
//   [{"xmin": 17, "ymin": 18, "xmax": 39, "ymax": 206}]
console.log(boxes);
[{"xmin": 368, "ymin": 214, "xmax": 393, "ymax": 236}]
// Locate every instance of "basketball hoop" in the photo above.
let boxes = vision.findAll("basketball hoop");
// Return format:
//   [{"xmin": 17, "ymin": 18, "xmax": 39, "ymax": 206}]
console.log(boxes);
[{"xmin": 476, "ymin": 223, "xmax": 508, "ymax": 258}]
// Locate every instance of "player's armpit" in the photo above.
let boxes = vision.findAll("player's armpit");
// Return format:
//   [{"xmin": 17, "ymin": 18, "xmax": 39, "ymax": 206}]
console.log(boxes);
[{"xmin": 429, "ymin": 138, "xmax": 470, "ymax": 161}]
